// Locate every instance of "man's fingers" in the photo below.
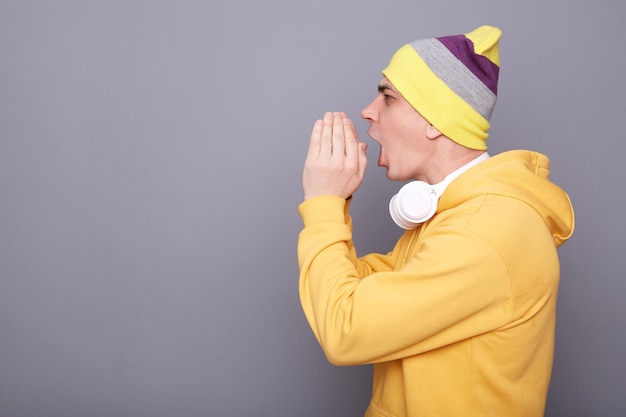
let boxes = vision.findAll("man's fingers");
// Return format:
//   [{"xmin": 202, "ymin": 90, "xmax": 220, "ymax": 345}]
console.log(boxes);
[
  {"xmin": 307, "ymin": 111, "xmax": 362, "ymax": 163},
  {"xmin": 331, "ymin": 112, "xmax": 346, "ymax": 158},
  {"xmin": 342, "ymin": 116, "xmax": 359, "ymax": 160},
  {"xmin": 358, "ymin": 142, "xmax": 368, "ymax": 178},
  {"xmin": 306, "ymin": 119, "xmax": 323, "ymax": 160},
  {"xmin": 314, "ymin": 112, "xmax": 332, "ymax": 159}
]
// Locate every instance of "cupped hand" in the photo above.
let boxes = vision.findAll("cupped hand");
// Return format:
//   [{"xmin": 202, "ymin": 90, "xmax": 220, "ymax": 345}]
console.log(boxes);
[{"xmin": 302, "ymin": 112, "xmax": 368, "ymax": 200}]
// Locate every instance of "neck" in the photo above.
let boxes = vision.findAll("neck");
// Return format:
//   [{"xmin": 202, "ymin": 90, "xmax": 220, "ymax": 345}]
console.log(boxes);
[
  {"xmin": 419, "ymin": 140, "xmax": 487, "ymax": 184},
  {"xmin": 439, "ymin": 151, "xmax": 490, "ymax": 186}
]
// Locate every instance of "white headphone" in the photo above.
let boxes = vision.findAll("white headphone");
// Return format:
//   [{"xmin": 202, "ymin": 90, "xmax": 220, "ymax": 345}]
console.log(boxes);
[{"xmin": 389, "ymin": 153, "xmax": 490, "ymax": 229}]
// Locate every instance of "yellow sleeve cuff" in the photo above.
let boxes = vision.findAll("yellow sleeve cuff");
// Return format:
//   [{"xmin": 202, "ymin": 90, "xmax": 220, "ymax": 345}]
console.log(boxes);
[{"xmin": 298, "ymin": 196, "xmax": 349, "ymax": 227}]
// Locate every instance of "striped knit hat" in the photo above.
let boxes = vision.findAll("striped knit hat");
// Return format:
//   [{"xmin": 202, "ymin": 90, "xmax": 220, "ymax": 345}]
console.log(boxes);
[{"xmin": 382, "ymin": 25, "xmax": 502, "ymax": 150}]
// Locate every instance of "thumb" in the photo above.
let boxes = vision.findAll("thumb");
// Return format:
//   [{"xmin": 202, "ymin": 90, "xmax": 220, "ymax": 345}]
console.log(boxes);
[{"xmin": 358, "ymin": 142, "xmax": 368, "ymax": 177}]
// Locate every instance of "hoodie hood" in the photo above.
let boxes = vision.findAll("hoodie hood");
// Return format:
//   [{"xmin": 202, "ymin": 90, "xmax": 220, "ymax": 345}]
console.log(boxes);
[{"xmin": 442, "ymin": 150, "xmax": 575, "ymax": 247}]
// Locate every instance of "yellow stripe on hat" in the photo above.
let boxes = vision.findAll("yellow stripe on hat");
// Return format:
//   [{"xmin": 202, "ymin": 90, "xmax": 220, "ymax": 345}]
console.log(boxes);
[
  {"xmin": 383, "ymin": 44, "xmax": 490, "ymax": 150},
  {"xmin": 465, "ymin": 25, "xmax": 502, "ymax": 66}
]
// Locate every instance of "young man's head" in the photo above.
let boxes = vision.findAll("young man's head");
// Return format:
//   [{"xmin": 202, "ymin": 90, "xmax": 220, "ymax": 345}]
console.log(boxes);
[{"xmin": 361, "ymin": 26, "xmax": 501, "ymax": 182}]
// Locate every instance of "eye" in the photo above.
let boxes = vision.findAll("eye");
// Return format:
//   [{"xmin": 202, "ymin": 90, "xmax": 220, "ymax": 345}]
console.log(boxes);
[{"xmin": 383, "ymin": 94, "xmax": 394, "ymax": 103}]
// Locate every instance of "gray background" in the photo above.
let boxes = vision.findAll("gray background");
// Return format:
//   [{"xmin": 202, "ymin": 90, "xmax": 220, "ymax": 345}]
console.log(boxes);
[{"xmin": 1, "ymin": 0, "xmax": 623, "ymax": 416}]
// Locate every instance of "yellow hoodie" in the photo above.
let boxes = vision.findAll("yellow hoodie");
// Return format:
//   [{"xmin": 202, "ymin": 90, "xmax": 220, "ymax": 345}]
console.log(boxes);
[{"xmin": 297, "ymin": 150, "xmax": 575, "ymax": 417}]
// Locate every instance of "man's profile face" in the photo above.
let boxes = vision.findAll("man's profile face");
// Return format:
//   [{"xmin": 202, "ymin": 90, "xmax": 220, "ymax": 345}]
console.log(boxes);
[{"xmin": 361, "ymin": 78, "xmax": 433, "ymax": 182}]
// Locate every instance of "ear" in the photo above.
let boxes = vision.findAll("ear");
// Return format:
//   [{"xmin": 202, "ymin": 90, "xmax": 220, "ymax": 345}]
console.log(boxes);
[{"xmin": 425, "ymin": 123, "xmax": 443, "ymax": 140}]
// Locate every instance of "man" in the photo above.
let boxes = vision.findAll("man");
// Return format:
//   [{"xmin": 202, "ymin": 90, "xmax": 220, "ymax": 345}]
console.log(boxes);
[{"xmin": 297, "ymin": 25, "xmax": 575, "ymax": 416}]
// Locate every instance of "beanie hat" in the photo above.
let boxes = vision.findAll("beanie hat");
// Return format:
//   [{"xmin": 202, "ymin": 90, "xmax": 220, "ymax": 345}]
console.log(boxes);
[{"xmin": 382, "ymin": 25, "xmax": 502, "ymax": 150}]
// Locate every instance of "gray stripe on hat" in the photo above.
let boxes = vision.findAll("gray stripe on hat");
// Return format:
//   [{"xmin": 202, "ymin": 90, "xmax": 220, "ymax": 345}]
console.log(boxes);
[{"xmin": 409, "ymin": 38, "xmax": 496, "ymax": 120}]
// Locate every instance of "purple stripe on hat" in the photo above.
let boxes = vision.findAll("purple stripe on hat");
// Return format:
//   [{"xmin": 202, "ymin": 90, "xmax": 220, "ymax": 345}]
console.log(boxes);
[{"xmin": 437, "ymin": 34, "xmax": 499, "ymax": 95}]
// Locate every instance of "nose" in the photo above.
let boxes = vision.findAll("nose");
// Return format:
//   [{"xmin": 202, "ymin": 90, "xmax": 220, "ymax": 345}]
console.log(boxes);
[{"xmin": 361, "ymin": 98, "xmax": 378, "ymax": 123}]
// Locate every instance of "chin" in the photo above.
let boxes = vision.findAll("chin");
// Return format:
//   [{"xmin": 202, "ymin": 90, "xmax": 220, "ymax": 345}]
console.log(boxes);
[
  {"xmin": 385, "ymin": 171, "xmax": 401, "ymax": 181},
  {"xmin": 386, "ymin": 170, "xmax": 412, "ymax": 182}
]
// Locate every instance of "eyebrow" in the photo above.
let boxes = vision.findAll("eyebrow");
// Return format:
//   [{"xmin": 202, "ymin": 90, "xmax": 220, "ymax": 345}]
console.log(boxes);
[{"xmin": 377, "ymin": 84, "xmax": 395, "ymax": 94}]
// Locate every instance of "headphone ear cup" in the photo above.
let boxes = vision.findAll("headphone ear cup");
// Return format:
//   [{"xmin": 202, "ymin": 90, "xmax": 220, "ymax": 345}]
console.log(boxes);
[
  {"xmin": 389, "ymin": 181, "xmax": 438, "ymax": 229},
  {"xmin": 388, "ymin": 153, "xmax": 490, "ymax": 230}
]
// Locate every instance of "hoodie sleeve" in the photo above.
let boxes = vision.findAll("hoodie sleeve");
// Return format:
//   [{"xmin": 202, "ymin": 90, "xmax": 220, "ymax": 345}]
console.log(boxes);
[
  {"xmin": 298, "ymin": 196, "xmax": 397, "ymax": 277},
  {"xmin": 297, "ymin": 197, "xmax": 513, "ymax": 366}
]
